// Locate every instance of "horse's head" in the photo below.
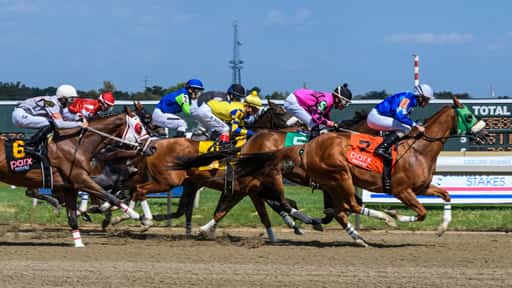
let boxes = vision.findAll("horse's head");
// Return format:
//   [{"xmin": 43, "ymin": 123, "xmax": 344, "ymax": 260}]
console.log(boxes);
[
  {"xmin": 423, "ymin": 97, "xmax": 486, "ymax": 142},
  {"xmin": 122, "ymin": 106, "xmax": 150, "ymax": 143},
  {"xmin": 451, "ymin": 97, "xmax": 487, "ymax": 142},
  {"xmin": 133, "ymin": 101, "xmax": 152, "ymax": 127},
  {"xmin": 249, "ymin": 100, "xmax": 297, "ymax": 129}
]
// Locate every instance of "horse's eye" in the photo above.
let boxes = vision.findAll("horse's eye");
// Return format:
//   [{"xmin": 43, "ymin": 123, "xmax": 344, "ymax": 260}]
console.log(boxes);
[{"xmin": 465, "ymin": 114, "xmax": 473, "ymax": 122}]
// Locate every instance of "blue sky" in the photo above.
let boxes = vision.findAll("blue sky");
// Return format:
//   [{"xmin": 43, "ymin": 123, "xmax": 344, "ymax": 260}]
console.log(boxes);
[{"xmin": 0, "ymin": 0, "xmax": 511, "ymax": 97}]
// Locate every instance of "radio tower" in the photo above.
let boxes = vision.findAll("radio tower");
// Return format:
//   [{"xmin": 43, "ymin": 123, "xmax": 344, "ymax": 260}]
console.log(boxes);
[{"xmin": 229, "ymin": 21, "xmax": 243, "ymax": 85}]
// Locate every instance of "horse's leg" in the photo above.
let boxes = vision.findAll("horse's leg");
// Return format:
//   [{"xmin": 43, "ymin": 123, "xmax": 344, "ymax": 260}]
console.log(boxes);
[
  {"xmin": 62, "ymin": 190, "xmax": 84, "ymax": 248},
  {"xmin": 334, "ymin": 211, "xmax": 368, "ymax": 247},
  {"xmin": 200, "ymin": 188, "xmax": 248, "ymax": 240},
  {"xmin": 321, "ymin": 189, "xmax": 335, "ymax": 224},
  {"xmin": 183, "ymin": 183, "xmax": 199, "ymax": 236},
  {"xmin": 25, "ymin": 188, "xmax": 61, "ymax": 216},
  {"xmin": 265, "ymin": 199, "xmax": 304, "ymax": 235},
  {"xmin": 75, "ymin": 174, "xmax": 142, "ymax": 224},
  {"xmin": 271, "ymin": 175, "xmax": 323, "ymax": 231},
  {"xmin": 248, "ymin": 193, "xmax": 277, "ymax": 242},
  {"xmin": 421, "ymin": 184, "xmax": 451, "ymax": 236},
  {"xmin": 389, "ymin": 188, "xmax": 428, "ymax": 223}
]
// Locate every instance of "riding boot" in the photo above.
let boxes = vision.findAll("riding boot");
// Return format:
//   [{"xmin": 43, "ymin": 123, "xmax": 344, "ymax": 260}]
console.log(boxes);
[
  {"xmin": 26, "ymin": 124, "xmax": 54, "ymax": 149},
  {"xmin": 173, "ymin": 130, "xmax": 186, "ymax": 138},
  {"xmin": 375, "ymin": 132, "xmax": 400, "ymax": 161}
]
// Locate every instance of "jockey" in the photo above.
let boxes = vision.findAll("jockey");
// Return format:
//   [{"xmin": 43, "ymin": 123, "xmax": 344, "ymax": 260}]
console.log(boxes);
[
  {"xmin": 12, "ymin": 84, "xmax": 88, "ymax": 150},
  {"xmin": 367, "ymin": 83, "xmax": 434, "ymax": 160},
  {"xmin": 207, "ymin": 84, "xmax": 262, "ymax": 143},
  {"xmin": 284, "ymin": 83, "xmax": 352, "ymax": 135},
  {"xmin": 64, "ymin": 91, "xmax": 115, "ymax": 120},
  {"xmin": 152, "ymin": 79, "xmax": 204, "ymax": 137},
  {"xmin": 189, "ymin": 90, "xmax": 230, "ymax": 140}
]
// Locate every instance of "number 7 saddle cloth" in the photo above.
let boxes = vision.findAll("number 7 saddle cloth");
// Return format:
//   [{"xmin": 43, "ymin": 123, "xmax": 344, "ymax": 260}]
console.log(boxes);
[{"xmin": 346, "ymin": 133, "xmax": 397, "ymax": 174}]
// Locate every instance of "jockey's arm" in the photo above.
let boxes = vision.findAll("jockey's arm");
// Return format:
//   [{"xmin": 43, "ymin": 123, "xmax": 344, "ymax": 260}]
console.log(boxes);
[
  {"xmin": 395, "ymin": 98, "xmax": 416, "ymax": 127},
  {"xmin": 175, "ymin": 94, "xmax": 191, "ymax": 115},
  {"xmin": 46, "ymin": 103, "xmax": 84, "ymax": 129},
  {"xmin": 230, "ymin": 109, "xmax": 254, "ymax": 137}
]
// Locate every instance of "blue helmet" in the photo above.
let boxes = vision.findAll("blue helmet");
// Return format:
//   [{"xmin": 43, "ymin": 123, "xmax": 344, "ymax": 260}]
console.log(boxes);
[{"xmin": 186, "ymin": 79, "xmax": 204, "ymax": 90}]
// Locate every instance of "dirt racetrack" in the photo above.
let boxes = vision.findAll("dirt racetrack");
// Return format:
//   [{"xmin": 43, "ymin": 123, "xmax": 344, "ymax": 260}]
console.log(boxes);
[{"xmin": 0, "ymin": 224, "xmax": 511, "ymax": 288}]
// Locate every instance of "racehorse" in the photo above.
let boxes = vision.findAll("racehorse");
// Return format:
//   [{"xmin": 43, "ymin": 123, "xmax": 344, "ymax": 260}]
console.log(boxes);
[
  {"xmin": 172, "ymin": 110, "xmax": 381, "ymax": 240},
  {"xmin": 233, "ymin": 97, "xmax": 487, "ymax": 246},
  {"xmin": 0, "ymin": 110, "xmax": 149, "ymax": 247},
  {"xmin": 113, "ymin": 100, "xmax": 320, "ymax": 240}
]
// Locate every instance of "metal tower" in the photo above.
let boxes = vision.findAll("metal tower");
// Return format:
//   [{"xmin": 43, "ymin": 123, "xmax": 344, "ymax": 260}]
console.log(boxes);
[{"xmin": 229, "ymin": 21, "xmax": 243, "ymax": 85}]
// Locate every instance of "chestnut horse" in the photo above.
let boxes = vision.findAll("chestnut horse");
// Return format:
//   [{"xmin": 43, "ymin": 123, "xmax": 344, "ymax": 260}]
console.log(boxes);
[
  {"xmin": 0, "ymin": 111, "xmax": 148, "ymax": 247},
  {"xmin": 113, "ymin": 101, "xmax": 320, "ymax": 240},
  {"xmin": 171, "ymin": 111, "xmax": 375, "ymax": 240},
  {"xmin": 233, "ymin": 97, "xmax": 486, "ymax": 246}
]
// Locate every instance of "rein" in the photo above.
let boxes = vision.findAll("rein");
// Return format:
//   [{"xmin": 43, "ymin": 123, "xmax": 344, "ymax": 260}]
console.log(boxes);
[{"xmin": 86, "ymin": 126, "xmax": 141, "ymax": 148}]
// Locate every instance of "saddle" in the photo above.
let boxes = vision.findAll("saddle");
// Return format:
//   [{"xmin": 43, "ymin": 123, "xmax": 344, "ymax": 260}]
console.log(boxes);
[
  {"xmin": 4, "ymin": 135, "xmax": 53, "ymax": 188},
  {"xmin": 346, "ymin": 133, "xmax": 397, "ymax": 194}
]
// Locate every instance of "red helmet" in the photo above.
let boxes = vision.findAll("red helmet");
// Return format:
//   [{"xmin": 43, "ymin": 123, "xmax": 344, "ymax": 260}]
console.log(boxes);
[{"xmin": 99, "ymin": 92, "xmax": 115, "ymax": 106}]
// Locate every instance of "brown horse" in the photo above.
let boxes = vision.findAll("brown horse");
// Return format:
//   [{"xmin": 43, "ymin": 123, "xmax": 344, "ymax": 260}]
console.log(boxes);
[
  {"xmin": 233, "ymin": 97, "xmax": 486, "ymax": 246},
  {"xmin": 113, "ymin": 101, "xmax": 319, "ymax": 240},
  {"xmin": 0, "ymin": 110, "xmax": 149, "ymax": 247},
  {"xmin": 171, "ymin": 111, "xmax": 374, "ymax": 239}
]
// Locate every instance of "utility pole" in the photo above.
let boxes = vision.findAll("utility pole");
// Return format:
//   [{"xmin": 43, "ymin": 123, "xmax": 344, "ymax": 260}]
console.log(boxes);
[{"xmin": 229, "ymin": 21, "xmax": 243, "ymax": 85}]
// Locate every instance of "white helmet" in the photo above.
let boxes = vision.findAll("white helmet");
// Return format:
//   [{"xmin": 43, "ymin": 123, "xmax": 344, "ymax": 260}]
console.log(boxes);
[
  {"xmin": 56, "ymin": 84, "xmax": 78, "ymax": 98},
  {"xmin": 414, "ymin": 83, "xmax": 434, "ymax": 99}
]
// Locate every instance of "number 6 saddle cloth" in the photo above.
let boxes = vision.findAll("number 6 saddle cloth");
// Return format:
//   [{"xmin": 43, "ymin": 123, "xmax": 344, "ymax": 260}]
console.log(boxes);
[
  {"xmin": 346, "ymin": 133, "xmax": 397, "ymax": 174},
  {"xmin": 4, "ymin": 136, "xmax": 53, "ymax": 188}
]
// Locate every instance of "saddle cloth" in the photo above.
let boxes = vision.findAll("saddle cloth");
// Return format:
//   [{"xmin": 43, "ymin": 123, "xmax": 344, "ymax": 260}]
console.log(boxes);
[
  {"xmin": 284, "ymin": 131, "xmax": 309, "ymax": 147},
  {"xmin": 346, "ymin": 133, "xmax": 397, "ymax": 174},
  {"xmin": 4, "ymin": 138, "xmax": 39, "ymax": 173},
  {"xmin": 197, "ymin": 137, "xmax": 246, "ymax": 171}
]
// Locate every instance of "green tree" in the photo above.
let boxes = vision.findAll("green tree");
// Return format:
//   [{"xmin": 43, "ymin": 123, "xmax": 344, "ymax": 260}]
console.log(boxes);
[
  {"xmin": 101, "ymin": 80, "xmax": 116, "ymax": 92},
  {"xmin": 434, "ymin": 91, "xmax": 471, "ymax": 99},
  {"xmin": 356, "ymin": 90, "xmax": 389, "ymax": 99}
]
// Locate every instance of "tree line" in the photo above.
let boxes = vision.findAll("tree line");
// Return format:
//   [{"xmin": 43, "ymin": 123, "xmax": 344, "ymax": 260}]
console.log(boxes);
[{"xmin": 0, "ymin": 80, "xmax": 505, "ymax": 101}]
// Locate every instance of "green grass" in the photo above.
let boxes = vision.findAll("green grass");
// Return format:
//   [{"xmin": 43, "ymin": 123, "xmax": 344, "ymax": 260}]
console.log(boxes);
[{"xmin": 1, "ymin": 183, "xmax": 511, "ymax": 231}]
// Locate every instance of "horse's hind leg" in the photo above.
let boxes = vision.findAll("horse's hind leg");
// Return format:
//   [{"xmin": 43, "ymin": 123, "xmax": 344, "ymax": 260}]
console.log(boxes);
[
  {"xmin": 249, "ymin": 194, "xmax": 278, "ymax": 242},
  {"xmin": 25, "ymin": 188, "xmax": 61, "ymax": 216},
  {"xmin": 265, "ymin": 198, "xmax": 304, "ymax": 235}
]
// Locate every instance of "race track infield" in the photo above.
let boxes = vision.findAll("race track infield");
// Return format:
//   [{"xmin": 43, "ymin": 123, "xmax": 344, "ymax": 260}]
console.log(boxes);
[{"xmin": 0, "ymin": 225, "xmax": 511, "ymax": 288}]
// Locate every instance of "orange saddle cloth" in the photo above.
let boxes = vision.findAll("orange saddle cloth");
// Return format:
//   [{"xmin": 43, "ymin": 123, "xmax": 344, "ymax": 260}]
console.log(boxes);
[{"xmin": 346, "ymin": 133, "xmax": 397, "ymax": 174}]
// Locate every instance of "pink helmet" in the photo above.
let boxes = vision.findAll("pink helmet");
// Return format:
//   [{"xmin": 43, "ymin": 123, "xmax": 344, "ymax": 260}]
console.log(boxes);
[{"xmin": 99, "ymin": 92, "xmax": 115, "ymax": 106}]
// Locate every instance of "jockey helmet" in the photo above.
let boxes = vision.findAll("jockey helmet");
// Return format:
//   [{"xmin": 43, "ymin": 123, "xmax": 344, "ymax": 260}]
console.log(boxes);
[
  {"xmin": 414, "ymin": 84, "xmax": 434, "ymax": 99},
  {"xmin": 56, "ymin": 84, "xmax": 78, "ymax": 98},
  {"xmin": 185, "ymin": 79, "xmax": 204, "ymax": 90},
  {"xmin": 333, "ymin": 83, "xmax": 352, "ymax": 104},
  {"xmin": 99, "ymin": 91, "xmax": 115, "ymax": 106},
  {"xmin": 245, "ymin": 94, "xmax": 262, "ymax": 108},
  {"xmin": 227, "ymin": 84, "xmax": 246, "ymax": 101}
]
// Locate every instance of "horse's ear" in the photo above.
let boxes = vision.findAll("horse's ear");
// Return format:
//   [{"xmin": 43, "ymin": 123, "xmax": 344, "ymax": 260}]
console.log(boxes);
[{"xmin": 452, "ymin": 96, "xmax": 463, "ymax": 108}]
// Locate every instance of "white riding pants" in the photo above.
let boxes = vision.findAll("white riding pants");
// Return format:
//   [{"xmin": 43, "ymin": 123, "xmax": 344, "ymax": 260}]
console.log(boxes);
[
  {"xmin": 367, "ymin": 108, "xmax": 412, "ymax": 136},
  {"xmin": 12, "ymin": 108, "xmax": 50, "ymax": 129},
  {"xmin": 151, "ymin": 108, "xmax": 187, "ymax": 132},
  {"xmin": 190, "ymin": 101, "xmax": 229, "ymax": 134},
  {"xmin": 284, "ymin": 93, "xmax": 315, "ymax": 129}
]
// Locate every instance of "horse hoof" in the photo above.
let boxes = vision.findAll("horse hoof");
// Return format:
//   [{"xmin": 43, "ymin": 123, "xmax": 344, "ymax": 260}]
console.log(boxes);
[
  {"xmin": 311, "ymin": 218, "xmax": 324, "ymax": 232},
  {"xmin": 355, "ymin": 239, "xmax": 369, "ymax": 248},
  {"xmin": 293, "ymin": 227, "xmax": 305, "ymax": 235},
  {"xmin": 198, "ymin": 229, "xmax": 215, "ymax": 240},
  {"xmin": 384, "ymin": 217, "xmax": 398, "ymax": 228},
  {"xmin": 111, "ymin": 216, "xmax": 123, "ymax": 226},
  {"xmin": 437, "ymin": 224, "xmax": 448, "ymax": 237}
]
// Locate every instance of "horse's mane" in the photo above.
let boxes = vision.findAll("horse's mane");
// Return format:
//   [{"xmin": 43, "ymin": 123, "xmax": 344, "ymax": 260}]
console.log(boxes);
[
  {"xmin": 338, "ymin": 110, "xmax": 368, "ymax": 129},
  {"xmin": 422, "ymin": 105, "xmax": 453, "ymax": 127}
]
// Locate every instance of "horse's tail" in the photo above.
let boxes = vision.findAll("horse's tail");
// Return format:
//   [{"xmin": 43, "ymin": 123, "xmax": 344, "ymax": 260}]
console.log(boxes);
[
  {"xmin": 236, "ymin": 146, "xmax": 299, "ymax": 178},
  {"xmin": 170, "ymin": 147, "xmax": 241, "ymax": 170}
]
